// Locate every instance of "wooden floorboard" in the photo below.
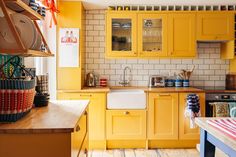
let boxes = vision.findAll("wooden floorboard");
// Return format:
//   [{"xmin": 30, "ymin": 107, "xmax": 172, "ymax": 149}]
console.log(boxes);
[{"xmin": 89, "ymin": 148, "xmax": 228, "ymax": 157}]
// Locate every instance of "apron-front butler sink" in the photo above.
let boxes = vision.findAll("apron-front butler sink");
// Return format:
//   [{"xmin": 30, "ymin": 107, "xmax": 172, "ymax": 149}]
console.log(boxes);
[{"xmin": 107, "ymin": 89, "xmax": 146, "ymax": 109}]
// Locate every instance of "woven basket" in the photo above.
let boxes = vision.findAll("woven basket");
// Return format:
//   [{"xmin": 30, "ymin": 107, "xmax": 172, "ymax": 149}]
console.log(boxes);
[{"xmin": 0, "ymin": 79, "xmax": 35, "ymax": 122}]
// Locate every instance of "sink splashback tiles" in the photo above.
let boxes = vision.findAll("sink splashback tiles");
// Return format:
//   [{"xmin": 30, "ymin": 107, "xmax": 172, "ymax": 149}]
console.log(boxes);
[{"xmin": 85, "ymin": 10, "xmax": 229, "ymax": 87}]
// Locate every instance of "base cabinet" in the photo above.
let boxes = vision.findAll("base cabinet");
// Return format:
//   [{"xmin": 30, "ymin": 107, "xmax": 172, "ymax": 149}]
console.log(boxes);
[
  {"xmin": 0, "ymin": 109, "xmax": 88, "ymax": 157},
  {"xmin": 106, "ymin": 110, "xmax": 146, "ymax": 140},
  {"xmin": 148, "ymin": 93, "xmax": 178, "ymax": 140},
  {"xmin": 57, "ymin": 92, "xmax": 106, "ymax": 149},
  {"xmin": 148, "ymin": 92, "xmax": 205, "ymax": 148}
]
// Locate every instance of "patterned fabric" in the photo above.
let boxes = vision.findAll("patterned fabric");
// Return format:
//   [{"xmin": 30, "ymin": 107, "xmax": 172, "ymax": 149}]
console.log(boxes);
[
  {"xmin": 0, "ymin": 55, "xmax": 23, "ymax": 79},
  {"xmin": 229, "ymin": 102, "xmax": 236, "ymax": 118},
  {"xmin": 207, "ymin": 118, "xmax": 236, "ymax": 140},
  {"xmin": 213, "ymin": 102, "xmax": 230, "ymax": 117}
]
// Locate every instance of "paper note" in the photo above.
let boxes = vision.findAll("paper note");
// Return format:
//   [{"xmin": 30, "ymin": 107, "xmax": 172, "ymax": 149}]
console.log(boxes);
[{"xmin": 59, "ymin": 28, "xmax": 79, "ymax": 67}]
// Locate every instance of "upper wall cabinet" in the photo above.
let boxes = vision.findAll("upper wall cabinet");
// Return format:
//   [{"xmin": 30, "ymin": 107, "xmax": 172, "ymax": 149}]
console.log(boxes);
[
  {"xmin": 138, "ymin": 14, "xmax": 168, "ymax": 57},
  {"xmin": 197, "ymin": 12, "xmax": 234, "ymax": 40},
  {"xmin": 106, "ymin": 12, "xmax": 137, "ymax": 58},
  {"xmin": 168, "ymin": 13, "xmax": 196, "ymax": 57}
]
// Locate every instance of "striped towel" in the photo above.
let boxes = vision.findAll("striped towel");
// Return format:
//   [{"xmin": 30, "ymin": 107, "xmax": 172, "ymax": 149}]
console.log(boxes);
[{"xmin": 207, "ymin": 118, "xmax": 236, "ymax": 140}]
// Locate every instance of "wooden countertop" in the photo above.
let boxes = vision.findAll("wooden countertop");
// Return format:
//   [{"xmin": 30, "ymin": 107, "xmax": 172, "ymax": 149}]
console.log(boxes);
[
  {"xmin": 204, "ymin": 89, "xmax": 236, "ymax": 93},
  {"xmin": 195, "ymin": 117, "xmax": 236, "ymax": 151},
  {"xmin": 0, "ymin": 100, "xmax": 89, "ymax": 134},
  {"xmin": 58, "ymin": 86, "xmax": 204, "ymax": 93}
]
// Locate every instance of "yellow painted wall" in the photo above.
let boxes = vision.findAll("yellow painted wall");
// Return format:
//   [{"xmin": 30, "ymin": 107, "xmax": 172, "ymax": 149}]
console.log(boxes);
[{"xmin": 57, "ymin": 1, "xmax": 85, "ymax": 90}]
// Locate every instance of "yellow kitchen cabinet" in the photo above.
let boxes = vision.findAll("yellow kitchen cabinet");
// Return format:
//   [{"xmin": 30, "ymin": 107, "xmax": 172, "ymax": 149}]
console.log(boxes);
[
  {"xmin": 148, "ymin": 93, "xmax": 178, "ymax": 140},
  {"xmin": 197, "ymin": 12, "xmax": 234, "ymax": 40},
  {"xmin": 106, "ymin": 12, "xmax": 137, "ymax": 58},
  {"xmin": 79, "ymin": 133, "xmax": 88, "ymax": 157},
  {"xmin": 72, "ymin": 110, "xmax": 87, "ymax": 157},
  {"xmin": 230, "ymin": 59, "xmax": 236, "ymax": 72},
  {"xmin": 57, "ymin": 1, "xmax": 85, "ymax": 90},
  {"xmin": 106, "ymin": 110, "xmax": 146, "ymax": 140},
  {"xmin": 138, "ymin": 14, "xmax": 168, "ymax": 57},
  {"xmin": 168, "ymin": 13, "xmax": 196, "ymax": 58},
  {"xmin": 179, "ymin": 93, "xmax": 205, "ymax": 140},
  {"xmin": 57, "ymin": 92, "xmax": 106, "ymax": 149}
]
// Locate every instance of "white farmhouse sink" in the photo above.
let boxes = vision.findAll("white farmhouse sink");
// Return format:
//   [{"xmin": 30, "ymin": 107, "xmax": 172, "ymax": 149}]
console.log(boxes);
[{"xmin": 107, "ymin": 89, "xmax": 146, "ymax": 109}]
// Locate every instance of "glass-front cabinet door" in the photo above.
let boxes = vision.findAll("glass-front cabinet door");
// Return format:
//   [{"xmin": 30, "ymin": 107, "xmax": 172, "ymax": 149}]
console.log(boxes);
[
  {"xmin": 106, "ymin": 12, "xmax": 137, "ymax": 57},
  {"xmin": 138, "ymin": 14, "xmax": 167, "ymax": 57}
]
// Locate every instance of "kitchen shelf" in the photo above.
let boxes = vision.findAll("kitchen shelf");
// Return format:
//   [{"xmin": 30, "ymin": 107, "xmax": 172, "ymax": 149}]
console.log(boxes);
[
  {"xmin": 0, "ymin": 49, "xmax": 54, "ymax": 57},
  {"xmin": 4, "ymin": 0, "xmax": 44, "ymax": 20},
  {"xmin": 0, "ymin": 0, "xmax": 54, "ymax": 57}
]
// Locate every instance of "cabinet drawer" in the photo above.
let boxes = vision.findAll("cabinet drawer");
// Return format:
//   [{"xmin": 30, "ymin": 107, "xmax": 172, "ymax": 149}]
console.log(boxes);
[
  {"xmin": 57, "ymin": 93, "xmax": 97, "ymax": 100},
  {"xmin": 71, "ymin": 111, "xmax": 87, "ymax": 157},
  {"xmin": 106, "ymin": 110, "xmax": 146, "ymax": 140}
]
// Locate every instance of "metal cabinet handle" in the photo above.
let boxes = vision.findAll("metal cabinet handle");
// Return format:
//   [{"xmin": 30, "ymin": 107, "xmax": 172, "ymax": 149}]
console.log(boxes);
[
  {"xmin": 76, "ymin": 125, "xmax": 80, "ymax": 132},
  {"xmin": 158, "ymin": 94, "xmax": 171, "ymax": 96},
  {"xmin": 80, "ymin": 94, "xmax": 92, "ymax": 97},
  {"xmin": 124, "ymin": 111, "xmax": 130, "ymax": 115}
]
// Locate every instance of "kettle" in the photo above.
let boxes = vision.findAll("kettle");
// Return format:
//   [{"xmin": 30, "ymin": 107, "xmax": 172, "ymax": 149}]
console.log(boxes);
[{"xmin": 86, "ymin": 72, "xmax": 97, "ymax": 87}]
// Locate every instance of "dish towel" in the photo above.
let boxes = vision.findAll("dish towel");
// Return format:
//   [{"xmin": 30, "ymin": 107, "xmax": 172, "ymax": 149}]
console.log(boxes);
[
  {"xmin": 210, "ymin": 102, "xmax": 230, "ymax": 117},
  {"xmin": 229, "ymin": 102, "xmax": 236, "ymax": 118},
  {"xmin": 185, "ymin": 94, "xmax": 201, "ymax": 128},
  {"xmin": 207, "ymin": 118, "xmax": 236, "ymax": 140}
]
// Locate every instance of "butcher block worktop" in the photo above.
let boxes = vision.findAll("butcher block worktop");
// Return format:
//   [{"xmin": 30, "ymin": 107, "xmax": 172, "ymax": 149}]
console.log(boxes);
[
  {"xmin": 0, "ymin": 100, "xmax": 89, "ymax": 134},
  {"xmin": 58, "ymin": 86, "xmax": 204, "ymax": 93}
]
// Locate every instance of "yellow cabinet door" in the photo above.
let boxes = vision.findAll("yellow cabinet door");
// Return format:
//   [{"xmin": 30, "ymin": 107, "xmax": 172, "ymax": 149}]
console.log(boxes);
[
  {"xmin": 138, "ymin": 14, "xmax": 168, "ymax": 57},
  {"xmin": 106, "ymin": 12, "xmax": 137, "ymax": 58},
  {"xmin": 179, "ymin": 93, "xmax": 205, "ymax": 140},
  {"xmin": 72, "ymin": 110, "xmax": 87, "ymax": 157},
  {"xmin": 57, "ymin": 92, "xmax": 106, "ymax": 149},
  {"xmin": 197, "ymin": 13, "xmax": 234, "ymax": 40},
  {"xmin": 148, "ymin": 93, "xmax": 178, "ymax": 140},
  {"xmin": 106, "ymin": 110, "xmax": 146, "ymax": 140},
  {"xmin": 168, "ymin": 13, "xmax": 196, "ymax": 58}
]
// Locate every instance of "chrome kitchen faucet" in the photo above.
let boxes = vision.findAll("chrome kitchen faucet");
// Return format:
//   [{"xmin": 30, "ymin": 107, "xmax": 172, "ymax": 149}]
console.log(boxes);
[{"xmin": 119, "ymin": 66, "xmax": 131, "ymax": 86}]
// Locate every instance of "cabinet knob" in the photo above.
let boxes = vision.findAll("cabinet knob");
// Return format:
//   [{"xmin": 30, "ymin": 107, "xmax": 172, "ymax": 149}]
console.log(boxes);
[
  {"xmin": 76, "ymin": 125, "xmax": 80, "ymax": 132},
  {"xmin": 124, "ymin": 111, "xmax": 130, "ymax": 115}
]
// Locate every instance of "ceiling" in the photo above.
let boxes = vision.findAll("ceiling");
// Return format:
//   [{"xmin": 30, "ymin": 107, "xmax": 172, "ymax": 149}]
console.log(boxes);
[{"xmin": 82, "ymin": 0, "xmax": 236, "ymax": 10}]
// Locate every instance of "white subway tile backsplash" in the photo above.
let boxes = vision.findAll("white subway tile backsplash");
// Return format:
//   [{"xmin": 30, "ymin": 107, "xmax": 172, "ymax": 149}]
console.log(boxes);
[
  {"xmin": 144, "ymin": 64, "xmax": 154, "ymax": 70},
  {"xmin": 160, "ymin": 59, "xmax": 171, "ymax": 64},
  {"xmin": 85, "ymin": 10, "xmax": 230, "ymax": 88},
  {"xmin": 210, "ymin": 65, "xmax": 220, "ymax": 70}
]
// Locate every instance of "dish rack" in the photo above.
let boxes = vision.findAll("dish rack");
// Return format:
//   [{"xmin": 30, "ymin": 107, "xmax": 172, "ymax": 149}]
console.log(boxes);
[{"xmin": 0, "ymin": 0, "xmax": 54, "ymax": 57}]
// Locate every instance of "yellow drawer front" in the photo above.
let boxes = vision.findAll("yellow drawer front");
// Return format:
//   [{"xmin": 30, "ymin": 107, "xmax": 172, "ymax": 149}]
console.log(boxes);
[{"xmin": 106, "ymin": 110, "xmax": 146, "ymax": 140}]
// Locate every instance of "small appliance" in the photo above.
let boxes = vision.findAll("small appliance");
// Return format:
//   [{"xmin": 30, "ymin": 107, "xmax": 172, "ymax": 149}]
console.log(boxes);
[
  {"xmin": 148, "ymin": 75, "xmax": 165, "ymax": 88},
  {"xmin": 86, "ymin": 72, "xmax": 97, "ymax": 87}
]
